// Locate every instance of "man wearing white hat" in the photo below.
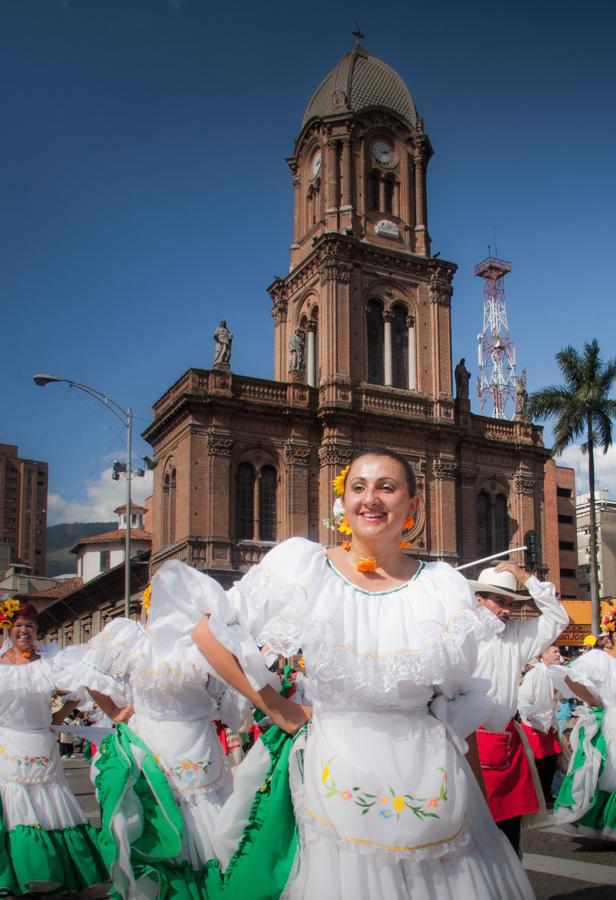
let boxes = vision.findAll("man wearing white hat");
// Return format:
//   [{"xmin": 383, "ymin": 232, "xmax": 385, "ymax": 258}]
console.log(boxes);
[{"xmin": 468, "ymin": 561, "xmax": 569, "ymax": 854}]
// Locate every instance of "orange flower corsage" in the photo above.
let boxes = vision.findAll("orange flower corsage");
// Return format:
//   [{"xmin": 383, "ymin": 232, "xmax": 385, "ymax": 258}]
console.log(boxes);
[{"xmin": 356, "ymin": 558, "xmax": 378, "ymax": 573}]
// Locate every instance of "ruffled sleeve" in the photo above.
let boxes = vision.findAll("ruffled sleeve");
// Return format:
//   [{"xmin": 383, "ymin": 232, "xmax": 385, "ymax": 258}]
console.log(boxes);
[
  {"xmin": 227, "ymin": 537, "xmax": 318, "ymax": 657},
  {"xmin": 53, "ymin": 622, "xmax": 135, "ymax": 707},
  {"xmin": 564, "ymin": 649, "xmax": 611, "ymax": 704},
  {"xmin": 151, "ymin": 559, "xmax": 279, "ymax": 693},
  {"xmin": 0, "ymin": 643, "xmax": 59, "ymax": 699},
  {"xmin": 421, "ymin": 564, "xmax": 502, "ymax": 742}
]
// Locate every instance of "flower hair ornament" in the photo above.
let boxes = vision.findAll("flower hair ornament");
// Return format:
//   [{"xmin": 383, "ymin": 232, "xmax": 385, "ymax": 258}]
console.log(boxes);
[
  {"xmin": 0, "ymin": 598, "xmax": 21, "ymax": 630},
  {"xmin": 324, "ymin": 464, "xmax": 415, "ymax": 572},
  {"xmin": 142, "ymin": 584, "xmax": 152, "ymax": 617},
  {"xmin": 600, "ymin": 608, "xmax": 616, "ymax": 636}
]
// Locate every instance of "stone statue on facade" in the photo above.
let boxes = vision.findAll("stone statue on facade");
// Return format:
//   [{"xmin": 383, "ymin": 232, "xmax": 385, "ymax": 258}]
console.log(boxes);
[
  {"xmin": 515, "ymin": 370, "xmax": 528, "ymax": 419},
  {"xmin": 455, "ymin": 358, "xmax": 471, "ymax": 400},
  {"xmin": 289, "ymin": 328, "xmax": 306, "ymax": 371},
  {"xmin": 213, "ymin": 320, "xmax": 233, "ymax": 369}
]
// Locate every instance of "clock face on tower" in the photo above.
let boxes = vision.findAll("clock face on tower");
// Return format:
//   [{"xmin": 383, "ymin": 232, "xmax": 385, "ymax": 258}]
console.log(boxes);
[
  {"xmin": 311, "ymin": 150, "xmax": 322, "ymax": 179},
  {"xmin": 372, "ymin": 140, "xmax": 394, "ymax": 166}
]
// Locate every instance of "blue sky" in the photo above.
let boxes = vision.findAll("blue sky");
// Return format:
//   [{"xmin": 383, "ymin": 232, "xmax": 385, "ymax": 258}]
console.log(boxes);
[{"xmin": 2, "ymin": 0, "xmax": 615, "ymax": 523}]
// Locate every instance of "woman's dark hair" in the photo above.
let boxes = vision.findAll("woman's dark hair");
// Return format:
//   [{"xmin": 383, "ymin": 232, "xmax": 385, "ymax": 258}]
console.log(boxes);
[
  {"xmin": 14, "ymin": 602, "xmax": 38, "ymax": 622},
  {"xmin": 347, "ymin": 448, "xmax": 417, "ymax": 497}
]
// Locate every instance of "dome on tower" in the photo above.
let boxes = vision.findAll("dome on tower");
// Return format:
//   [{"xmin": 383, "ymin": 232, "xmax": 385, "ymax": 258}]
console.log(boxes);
[{"xmin": 301, "ymin": 47, "xmax": 417, "ymax": 130}]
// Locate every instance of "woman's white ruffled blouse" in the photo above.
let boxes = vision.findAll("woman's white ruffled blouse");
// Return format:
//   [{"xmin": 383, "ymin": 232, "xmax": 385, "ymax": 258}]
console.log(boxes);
[{"xmin": 195, "ymin": 538, "xmax": 534, "ymax": 899}]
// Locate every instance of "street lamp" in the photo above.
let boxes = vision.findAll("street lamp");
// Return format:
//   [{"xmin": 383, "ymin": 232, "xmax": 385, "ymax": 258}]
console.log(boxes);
[{"xmin": 33, "ymin": 373, "xmax": 140, "ymax": 618}]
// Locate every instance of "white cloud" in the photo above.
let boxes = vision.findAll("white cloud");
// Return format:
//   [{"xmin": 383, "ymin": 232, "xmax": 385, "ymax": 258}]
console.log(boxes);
[
  {"xmin": 47, "ymin": 468, "xmax": 154, "ymax": 524},
  {"xmin": 556, "ymin": 443, "xmax": 616, "ymax": 498}
]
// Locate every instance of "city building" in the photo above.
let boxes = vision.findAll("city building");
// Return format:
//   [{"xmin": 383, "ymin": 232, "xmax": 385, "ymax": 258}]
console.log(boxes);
[
  {"xmin": 543, "ymin": 460, "xmax": 578, "ymax": 598},
  {"xmin": 577, "ymin": 489, "xmax": 616, "ymax": 599},
  {"xmin": 0, "ymin": 443, "xmax": 48, "ymax": 576},
  {"xmin": 142, "ymin": 42, "xmax": 558, "ymax": 587},
  {"xmin": 70, "ymin": 502, "xmax": 151, "ymax": 583}
]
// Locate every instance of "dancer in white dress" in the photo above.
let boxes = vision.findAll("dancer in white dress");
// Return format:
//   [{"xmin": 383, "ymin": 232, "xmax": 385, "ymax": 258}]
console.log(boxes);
[
  {"xmin": 187, "ymin": 449, "xmax": 536, "ymax": 899},
  {"xmin": 0, "ymin": 600, "xmax": 107, "ymax": 896},
  {"xmin": 58, "ymin": 572, "xmax": 256, "ymax": 899},
  {"xmin": 553, "ymin": 620, "xmax": 616, "ymax": 840}
]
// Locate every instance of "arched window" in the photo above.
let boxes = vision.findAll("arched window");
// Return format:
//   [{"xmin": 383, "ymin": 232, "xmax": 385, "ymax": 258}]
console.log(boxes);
[
  {"xmin": 384, "ymin": 175, "xmax": 395, "ymax": 215},
  {"xmin": 391, "ymin": 305, "xmax": 408, "ymax": 389},
  {"xmin": 477, "ymin": 490, "xmax": 509, "ymax": 557},
  {"xmin": 161, "ymin": 464, "xmax": 176, "ymax": 546},
  {"xmin": 494, "ymin": 495, "xmax": 509, "ymax": 553},
  {"xmin": 366, "ymin": 299, "xmax": 384, "ymax": 385},
  {"xmin": 259, "ymin": 466, "xmax": 277, "ymax": 542},
  {"xmin": 477, "ymin": 491, "xmax": 492, "ymax": 560},
  {"xmin": 368, "ymin": 172, "xmax": 380, "ymax": 211},
  {"xmin": 236, "ymin": 463, "xmax": 255, "ymax": 540}
]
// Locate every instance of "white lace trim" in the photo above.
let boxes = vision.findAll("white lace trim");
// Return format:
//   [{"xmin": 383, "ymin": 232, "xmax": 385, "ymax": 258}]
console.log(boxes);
[
  {"xmin": 240, "ymin": 564, "xmax": 307, "ymax": 656},
  {"xmin": 83, "ymin": 619, "xmax": 216, "ymax": 691},
  {"xmin": 0, "ymin": 642, "xmax": 77, "ymax": 698},
  {"xmin": 265, "ymin": 604, "xmax": 503, "ymax": 706}
]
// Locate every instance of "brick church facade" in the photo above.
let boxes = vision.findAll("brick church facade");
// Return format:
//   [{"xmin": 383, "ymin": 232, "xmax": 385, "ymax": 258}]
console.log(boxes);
[{"xmin": 143, "ymin": 44, "xmax": 552, "ymax": 588}]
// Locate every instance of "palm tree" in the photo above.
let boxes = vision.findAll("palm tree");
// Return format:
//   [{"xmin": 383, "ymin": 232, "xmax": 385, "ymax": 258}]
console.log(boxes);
[{"xmin": 527, "ymin": 339, "xmax": 616, "ymax": 634}]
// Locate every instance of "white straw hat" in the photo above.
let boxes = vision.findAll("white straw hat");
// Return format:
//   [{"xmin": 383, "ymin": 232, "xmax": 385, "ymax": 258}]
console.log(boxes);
[{"xmin": 467, "ymin": 566, "xmax": 527, "ymax": 602}]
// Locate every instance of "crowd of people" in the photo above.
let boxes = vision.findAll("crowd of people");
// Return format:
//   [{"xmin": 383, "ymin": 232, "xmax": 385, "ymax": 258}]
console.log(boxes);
[{"xmin": 1, "ymin": 447, "xmax": 615, "ymax": 899}]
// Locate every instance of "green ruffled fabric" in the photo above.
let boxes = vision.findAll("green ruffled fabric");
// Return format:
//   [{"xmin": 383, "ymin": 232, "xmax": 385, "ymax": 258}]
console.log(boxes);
[
  {"xmin": 224, "ymin": 725, "xmax": 304, "ymax": 900},
  {"xmin": 554, "ymin": 708, "xmax": 616, "ymax": 835},
  {"xmin": 0, "ymin": 798, "xmax": 107, "ymax": 897},
  {"xmin": 95, "ymin": 723, "xmax": 224, "ymax": 900}
]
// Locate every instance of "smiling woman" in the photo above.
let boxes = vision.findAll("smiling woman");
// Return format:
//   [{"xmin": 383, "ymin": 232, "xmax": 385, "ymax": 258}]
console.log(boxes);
[
  {"xmin": 176, "ymin": 446, "xmax": 537, "ymax": 899},
  {"xmin": 0, "ymin": 601, "xmax": 107, "ymax": 896}
]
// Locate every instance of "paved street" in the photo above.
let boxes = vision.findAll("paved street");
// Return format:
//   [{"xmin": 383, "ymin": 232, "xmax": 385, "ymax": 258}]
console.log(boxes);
[{"xmin": 36, "ymin": 758, "xmax": 616, "ymax": 898}]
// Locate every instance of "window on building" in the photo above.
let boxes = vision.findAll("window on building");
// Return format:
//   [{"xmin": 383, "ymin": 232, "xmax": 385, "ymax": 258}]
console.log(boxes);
[
  {"xmin": 162, "ymin": 464, "xmax": 177, "ymax": 546},
  {"xmin": 477, "ymin": 491, "xmax": 510, "ymax": 558},
  {"xmin": 477, "ymin": 491, "xmax": 492, "ymax": 560},
  {"xmin": 557, "ymin": 487, "xmax": 572, "ymax": 498},
  {"xmin": 368, "ymin": 172, "xmax": 380, "ymax": 211},
  {"xmin": 259, "ymin": 466, "xmax": 277, "ymax": 542},
  {"xmin": 384, "ymin": 175, "xmax": 395, "ymax": 215},
  {"xmin": 494, "ymin": 495, "xmax": 509, "ymax": 552},
  {"xmin": 100, "ymin": 550, "xmax": 111, "ymax": 573},
  {"xmin": 366, "ymin": 299, "xmax": 384, "ymax": 385},
  {"xmin": 559, "ymin": 540, "xmax": 575, "ymax": 551},
  {"xmin": 236, "ymin": 463, "xmax": 256, "ymax": 540},
  {"xmin": 236, "ymin": 462, "xmax": 278, "ymax": 542},
  {"xmin": 558, "ymin": 514, "xmax": 574, "ymax": 524},
  {"xmin": 560, "ymin": 568, "xmax": 577, "ymax": 579},
  {"xmin": 391, "ymin": 305, "xmax": 408, "ymax": 389}
]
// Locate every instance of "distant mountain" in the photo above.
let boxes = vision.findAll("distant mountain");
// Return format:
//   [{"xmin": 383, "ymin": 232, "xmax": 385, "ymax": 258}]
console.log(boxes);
[{"xmin": 46, "ymin": 522, "xmax": 116, "ymax": 578}]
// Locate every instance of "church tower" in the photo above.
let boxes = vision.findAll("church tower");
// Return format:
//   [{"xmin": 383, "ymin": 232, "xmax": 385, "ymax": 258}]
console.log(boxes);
[
  {"xmin": 144, "ymin": 39, "xmax": 550, "ymax": 588},
  {"xmin": 270, "ymin": 39, "xmax": 457, "ymax": 414}
]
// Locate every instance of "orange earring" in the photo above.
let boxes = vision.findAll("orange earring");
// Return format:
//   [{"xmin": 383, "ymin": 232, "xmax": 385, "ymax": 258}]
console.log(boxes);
[{"xmin": 403, "ymin": 516, "xmax": 415, "ymax": 531}]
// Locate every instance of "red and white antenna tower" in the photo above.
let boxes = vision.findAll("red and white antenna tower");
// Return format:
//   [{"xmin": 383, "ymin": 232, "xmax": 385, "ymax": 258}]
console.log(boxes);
[{"xmin": 475, "ymin": 255, "xmax": 516, "ymax": 419}]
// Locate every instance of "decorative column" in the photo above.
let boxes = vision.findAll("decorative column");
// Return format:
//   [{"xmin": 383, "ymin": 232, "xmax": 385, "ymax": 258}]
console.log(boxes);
[
  {"xmin": 306, "ymin": 320, "xmax": 317, "ymax": 387},
  {"xmin": 431, "ymin": 459, "xmax": 459, "ymax": 561},
  {"xmin": 284, "ymin": 442, "xmax": 311, "ymax": 539},
  {"xmin": 341, "ymin": 138, "xmax": 352, "ymax": 209},
  {"xmin": 205, "ymin": 431, "xmax": 234, "ymax": 567},
  {"xmin": 414, "ymin": 152, "xmax": 427, "ymax": 255},
  {"xmin": 292, "ymin": 173, "xmax": 301, "ymax": 244},
  {"xmin": 406, "ymin": 314, "xmax": 417, "ymax": 390},
  {"xmin": 383, "ymin": 309, "xmax": 394, "ymax": 387},
  {"xmin": 318, "ymin": 442, "xmax": 353, "ymax": 544},
  {"xmin": 325, "ymin": 140, "xmax": 338, "ymax": 211}
]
